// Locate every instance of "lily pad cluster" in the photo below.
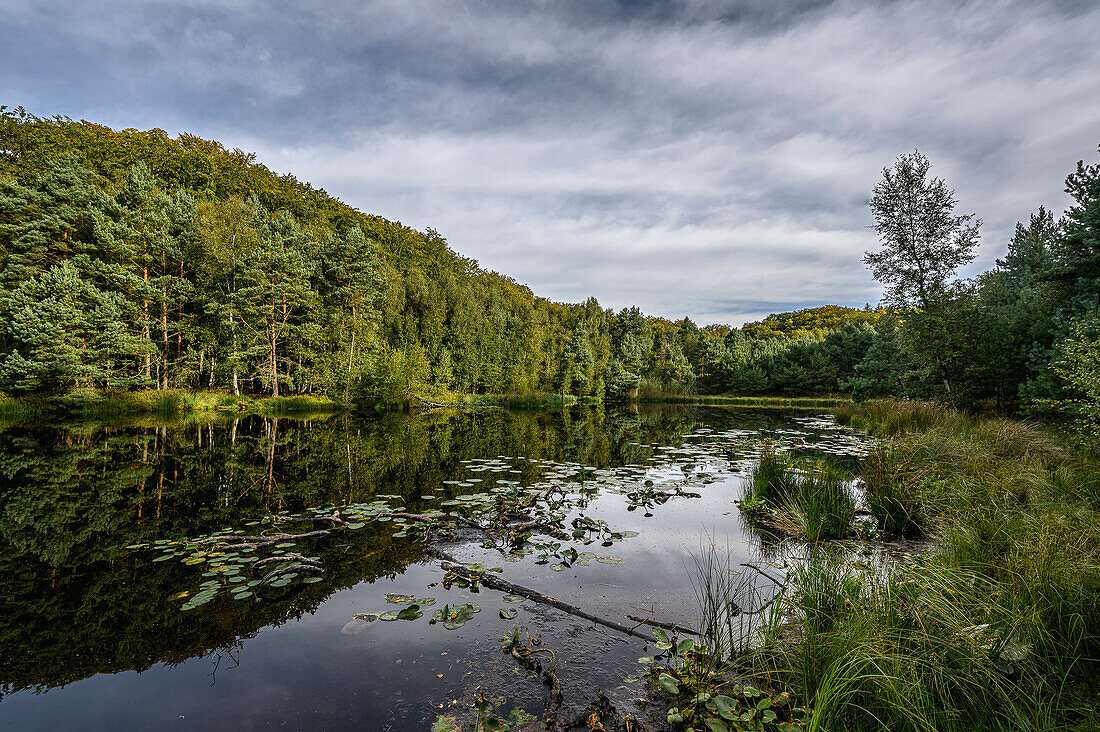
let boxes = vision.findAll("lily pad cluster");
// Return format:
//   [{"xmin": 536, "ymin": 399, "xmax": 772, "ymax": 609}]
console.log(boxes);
[
  {"xmin": 352, "ymin": 599, "xmax": 498, "ymax": 631},
  {"xmin": 136, "ymin": 414, "xmax": 870, "ymax": 616},
  {"xmin": 131, "ymin": 534, "xmax": 325, "ymax": 610}
]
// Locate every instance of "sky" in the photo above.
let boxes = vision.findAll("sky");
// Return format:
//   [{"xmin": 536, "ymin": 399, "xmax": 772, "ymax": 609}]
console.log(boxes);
[{"xmin": 3, "ymin": 0, "xmax": 1099, "ymax": 326}]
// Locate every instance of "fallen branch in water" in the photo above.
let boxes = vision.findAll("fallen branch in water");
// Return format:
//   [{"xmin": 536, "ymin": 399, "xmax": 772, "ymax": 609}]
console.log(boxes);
[
  {"xmin": 271, "ymin": 515, "xmax": 347, "ymax": 527},
  {"xmin": 740, "ymin": 562, "xmax": 786, "ymax": 588},
  {"xmin": 196, "ymin": 529, "xmax": 333, "ymax": 551},
  {"xmin": 626, "ymin": 614, "xmax": 700, "ymax": 637},
  {"xmin": 258, "ymin": 562, "xmax": 323, "ymax": 584},
  {"xmin": 503, "ymin": 636, "xmax": 648, "ymax": 732},
  {"xmin": 425, "ymin": 545, "xmax": 653, "ymax": 641},
  {"xmin": 377, "ymin": 510, "xmax": 485, "ymax": 533},
  {"xmin": 506, "ymin": 635, "xmax": 565, "ymax": 729},
  {"xmin": 252, "ymin": 553, "xmax": 321, "ymax": 571}
]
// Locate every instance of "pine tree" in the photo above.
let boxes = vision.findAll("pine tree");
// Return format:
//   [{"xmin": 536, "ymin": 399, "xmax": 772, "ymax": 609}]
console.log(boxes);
[
  {"xmin": 232, "ymin": 206, "xmax": 318, "ymax": 396},
  {"xmin": 0, "ymin": 260, "xmax": 151, "ymax": 391}
]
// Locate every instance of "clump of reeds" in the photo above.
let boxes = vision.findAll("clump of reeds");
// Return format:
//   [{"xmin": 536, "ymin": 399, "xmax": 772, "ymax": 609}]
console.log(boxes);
[
  {"xmin": 741, "ymin": 446, "xmax": 856, "ymax": 541},
  {"xmin": 859, "ymin": 445, "xmax": 929, "ymax": 537},
  {"xmin": 778, "ymin": 465, "xmax": 857, "ymax": 542}
]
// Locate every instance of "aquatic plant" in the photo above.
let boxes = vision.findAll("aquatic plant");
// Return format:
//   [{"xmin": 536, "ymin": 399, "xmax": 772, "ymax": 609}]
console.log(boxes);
[{"xmin": 740, "ymin": 448, "xmax": 856, "ymax": 541}]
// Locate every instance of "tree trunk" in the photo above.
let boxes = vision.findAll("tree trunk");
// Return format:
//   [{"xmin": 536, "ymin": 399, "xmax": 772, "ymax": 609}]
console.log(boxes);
[
  {"xmin": 229, "ymin": 307, "xmax": 239, "ymax": 396},
  {"xmin": 344, "ymin": 330, "xmax": 356, "ymax": 402},
  {"xmin": 269, "ymin": 315, "xmax": 279, "ymax": 397}
]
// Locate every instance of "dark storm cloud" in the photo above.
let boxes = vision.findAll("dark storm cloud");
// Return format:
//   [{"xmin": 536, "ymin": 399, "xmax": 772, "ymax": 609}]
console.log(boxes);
[{"xmin": 3, "ymin": 0, "xmax": 1099, "ymax": 324}]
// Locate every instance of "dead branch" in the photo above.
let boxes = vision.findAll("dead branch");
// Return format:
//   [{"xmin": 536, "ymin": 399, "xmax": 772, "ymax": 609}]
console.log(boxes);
[
  {"xmin": 259, "ymin": 562, "xmax": 323, "ymax": 584},
  {"xmin": 425, "ymin": 546, "xmax": 652, "ymax": 641},
  {"xmin": 626, "ymin": 614, "xmax": 700, "ymax": 637},
  {"xmin": 196, "ymin": 529, "xmax": 333, "ymax": 551},
  {"xmin": 253, "ymin": 553, "xmax": 323, "ymax": 571}
]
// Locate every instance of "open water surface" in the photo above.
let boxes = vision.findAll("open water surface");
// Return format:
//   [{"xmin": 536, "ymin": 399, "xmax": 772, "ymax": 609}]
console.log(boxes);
[{"xmin": 0, "ymin": 405, "xmax": 868, "ymax": 730}]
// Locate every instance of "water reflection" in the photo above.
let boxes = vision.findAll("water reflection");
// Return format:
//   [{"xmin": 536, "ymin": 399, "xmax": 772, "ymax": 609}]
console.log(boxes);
[{"xmin": 0, "ymin": 405, "xmax": 862, "ymax": 729}]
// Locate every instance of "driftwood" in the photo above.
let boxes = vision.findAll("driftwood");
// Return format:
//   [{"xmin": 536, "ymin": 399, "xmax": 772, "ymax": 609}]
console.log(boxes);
[
  {"xmin": 196, "ymin": 529, "xmax": 333, "ymax": 551},
  {"xmin": 733, "ymin": 563, "xmax": 786, "ymax": 616},
  {"xmin": 378, "ymin": 508, "xmax": 481, "ymax": 530},
  {"xmin": 626, "ymin": 614, "xmax": 700, "ymax": 637},
  {"xmin": 506, "ymin": 636, "xmax": 565, "ymax": 729},
  {"xmin": 270, "ymin": 515, "xmax": 347, "ymax": 526},
  {"xmin": 403, "ymin": 389, "xmax": 453, "ymax": 411},
  {"xmin": 253, "ymin": 552, "xmax": 323, "ymax": 570},
  {"xmin": 258, "ymin": 562, "xmax": 323, "ymax": 584},
  {"xmin": 504, "ymin": 637, "xmax": 648, "ymax": 732},
  {"xmin": 425, "ymin": 546, "xmax": 654, "ymax": 641}
]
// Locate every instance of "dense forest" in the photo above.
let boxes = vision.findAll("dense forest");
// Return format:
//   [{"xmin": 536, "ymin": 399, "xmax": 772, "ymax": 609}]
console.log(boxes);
[{"xmin": 1, "ymin": 108, "xmax": 1098, "ymax": 420}]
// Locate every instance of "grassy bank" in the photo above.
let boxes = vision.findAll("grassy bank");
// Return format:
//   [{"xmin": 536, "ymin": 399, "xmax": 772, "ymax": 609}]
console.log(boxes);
[
  {"xmin": 652, "ymin": 400, "xmax": 1100, "ymax": 731},
  {"xmin": 0, "ymin": 393, "xmax": 43, "ymax": 418},
  {"xmin": 459, "ymin": 392, "xmax": 600, "ymax": 408},
  {"xmin": 637, "ymin": 394, "xmax": 852, "ymax": 409},
  {"xmin": 26, "ymin": 388, "xmax": 342, "ymax": 417}
]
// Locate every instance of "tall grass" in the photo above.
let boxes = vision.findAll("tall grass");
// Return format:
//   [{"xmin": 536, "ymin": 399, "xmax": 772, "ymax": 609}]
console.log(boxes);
[
  {"xmin": 742, "ymin": 548, "xmax": 1064, "ymax": 731},
  {"xmin": 640, "ymin": 395, "xmax": 852, "ymax": 409},
  {"xmin": 741, "ymin": 446, "xmax": 856, "ymax": 541},
  {"xmin": 46, "ymin": 388, "xmax": 340, "ymax": 416},
  {"xmin": 690, "ymin": 540, "xmax": 787, "ymax": 665},
  {"xmin": 729, "ymin": 399, "xmax": 1100, "ymax": 730},
  {"xmin": 779, "ymin": 467, "xmax": 856, "ymax": 542},
  {"xmin": 0, "ymin": 393, "xmax": 41, "ymax": 418}
]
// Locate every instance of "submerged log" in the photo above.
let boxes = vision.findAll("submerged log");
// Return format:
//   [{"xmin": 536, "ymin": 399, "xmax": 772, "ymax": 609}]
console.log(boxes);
[{"xmin": 425, "ymin": 545, "xmax": 654, "ymax": 641}]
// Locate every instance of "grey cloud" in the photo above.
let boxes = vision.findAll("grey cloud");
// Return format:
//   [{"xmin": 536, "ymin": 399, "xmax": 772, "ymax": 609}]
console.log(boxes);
[{"xmin": 3, "ymin": 0, "xmax": 1099, "ymax": 324}]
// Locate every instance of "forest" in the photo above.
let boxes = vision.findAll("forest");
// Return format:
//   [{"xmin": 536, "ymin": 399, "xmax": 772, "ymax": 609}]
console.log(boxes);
[{"xmin": 1, "ymin": 107, "xmax": 1098, "ymax": 424}]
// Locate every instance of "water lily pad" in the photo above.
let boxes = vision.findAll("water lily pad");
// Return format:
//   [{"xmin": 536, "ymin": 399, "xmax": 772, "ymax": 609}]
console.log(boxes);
[{"xmin": 502, "ymin": 595, "xmax": 525, "ymax": 603}]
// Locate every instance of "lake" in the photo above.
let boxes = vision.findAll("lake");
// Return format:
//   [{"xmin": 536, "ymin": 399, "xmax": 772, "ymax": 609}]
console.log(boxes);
[{"xmin": 0, "ymin": 405, "xmax": 868, "ymax": 730}]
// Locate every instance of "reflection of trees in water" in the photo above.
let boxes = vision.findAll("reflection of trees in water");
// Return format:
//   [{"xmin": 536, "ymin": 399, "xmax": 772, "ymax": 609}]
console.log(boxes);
[{"xmin": 0, "ymin": 406, "xmax": 807, "ymax": 696}]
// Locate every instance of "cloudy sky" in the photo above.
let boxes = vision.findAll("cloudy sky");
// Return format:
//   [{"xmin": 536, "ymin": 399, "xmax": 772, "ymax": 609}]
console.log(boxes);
[{"xmin": 3, "ymin": 0, "xmax": 1099, "ymax": 325}]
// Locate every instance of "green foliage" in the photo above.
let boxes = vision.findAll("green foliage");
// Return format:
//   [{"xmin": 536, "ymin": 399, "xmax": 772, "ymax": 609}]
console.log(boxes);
[
  {"xmin": 2, "ymin": 110, "xmax": 1098, "ymax": 419},
  {"xmin": 734, "ymin": 403, "xmax": 1100, "ymax": 731},
  {"xmin": 646, "ymin": 628, "xmax": 810, "ymax": 731},
  {"xmin": 1045, "ymin": 318, "xmax": 1100, "ymax": 440},
  {"xmin": 740, "ymin": 449, "xmax": 856, "ymax": 542},
  {"xmin": 741, "ymin": 305, "xmax": 881, "ymax": 340}
]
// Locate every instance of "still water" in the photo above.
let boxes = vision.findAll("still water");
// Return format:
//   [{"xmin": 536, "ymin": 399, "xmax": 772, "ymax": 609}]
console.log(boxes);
[{"xmin": 0, "ymin": 405, "xmax": 867, "ymax": 730}]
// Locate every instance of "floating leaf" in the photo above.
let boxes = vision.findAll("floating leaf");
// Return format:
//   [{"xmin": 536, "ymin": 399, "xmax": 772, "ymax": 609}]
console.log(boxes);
[
  {"xmin": 396, "ymin": 604, "xmax": 423, "ymax": 620},
  {"xmin": 499, "ymin": 608, "xmax": 517, "ymax": 619},
  {"xmin": 502, "ymin": 594, "xmax": 525, "ymax": 604}
]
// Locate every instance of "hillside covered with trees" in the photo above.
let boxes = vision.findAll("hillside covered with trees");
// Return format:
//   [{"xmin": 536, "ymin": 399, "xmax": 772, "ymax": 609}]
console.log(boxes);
[{"xmin": 1, "ymin": 108, "xmax": 1098, "ymax": 420}]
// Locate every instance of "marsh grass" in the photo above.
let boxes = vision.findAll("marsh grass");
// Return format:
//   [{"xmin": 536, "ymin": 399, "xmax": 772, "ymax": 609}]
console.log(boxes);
[
  {"xmin": 0, "ymin": 393, "xmax": 41, "ymax": 417},
  {"xmin": 741, "ymin": 447, "xmax": 857, "ymax": 541},
  {"xmin": 690, "ymin": 540, "xmax": 787, "ymax": 666},
  {"xmin": 686, "ymin": 401, "xmax": 1100, "ymax": 730},
  {"xmin": 765, "ymin": 400, "xmax": 1100, "ymax": 729},
  {"xmin": 778, "ymin": 471, "xmax": 857, "ymax": 542},
  {"xmin": 47, "ymin": 388, "xmax": 340, "ymax": 416},
  {"xmin": 640, "ymin": 394, "xmax": 852, "ymax": 409},
  {"xmin": 742, "ymin": 549, "xmax": 1061, "ymax": 732}
]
